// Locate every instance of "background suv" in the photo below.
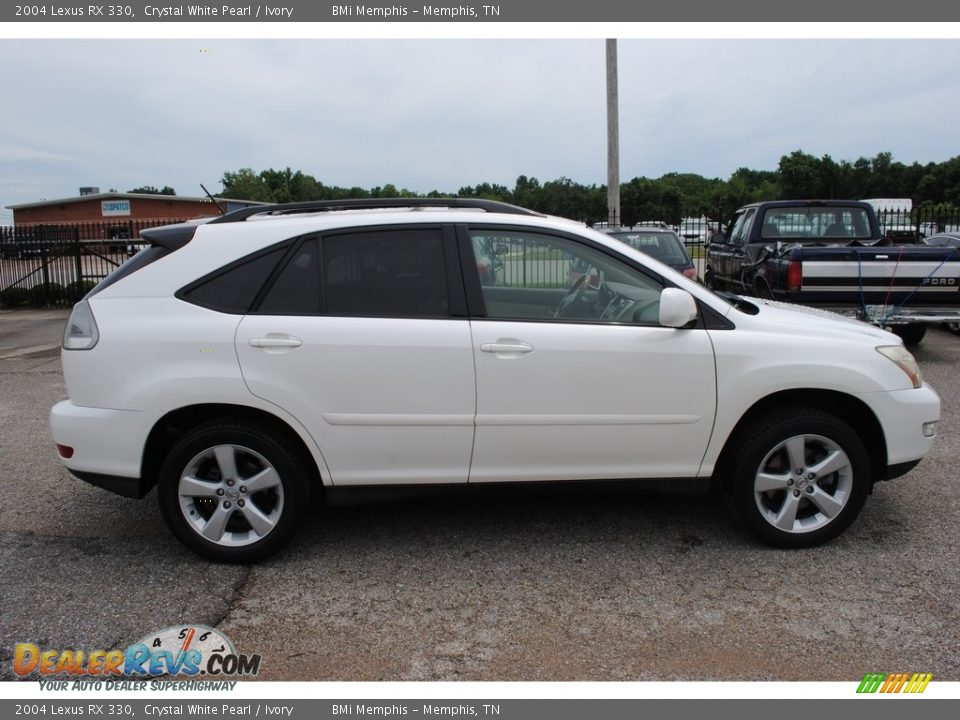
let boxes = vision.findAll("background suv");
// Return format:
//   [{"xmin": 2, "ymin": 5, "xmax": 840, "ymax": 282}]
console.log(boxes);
[{"xmin": 600, "ymin": 226, "xmax": 698, "ymax": 281}]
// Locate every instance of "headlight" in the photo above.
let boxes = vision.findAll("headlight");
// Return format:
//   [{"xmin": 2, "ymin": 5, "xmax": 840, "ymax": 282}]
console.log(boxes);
[
  {"xmin": 63, "ymin": 300, "xmax": 100, "ymax": 351},
  {"xmin": 877, "ymin": 345, "xmax": 922, "ymax": 389}
]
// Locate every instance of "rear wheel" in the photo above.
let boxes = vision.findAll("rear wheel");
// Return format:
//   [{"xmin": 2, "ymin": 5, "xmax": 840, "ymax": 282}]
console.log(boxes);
[
  {"xmin": 753, "ymin": 280, "xmax": 774, "ymax": 300},
  {"xmin": 158, "ymin": 420, "xmax": 311, "ymax": 562},
  {"xmin": 730, "ymin": 408, "xmax": 871, "ymax": 548}
]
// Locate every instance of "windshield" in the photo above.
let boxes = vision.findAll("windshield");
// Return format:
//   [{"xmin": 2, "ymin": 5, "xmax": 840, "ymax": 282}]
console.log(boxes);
[
  {"xmin": 760, "ymin": 207, "xmax": 873, "ymax": 240},
  {"xmin": 877, "ymin": 212, "xmax": 913, "ymax": 227},
  {"xmin": 608, "ymin": 231, "xmax": 689, "ymax": 265}
]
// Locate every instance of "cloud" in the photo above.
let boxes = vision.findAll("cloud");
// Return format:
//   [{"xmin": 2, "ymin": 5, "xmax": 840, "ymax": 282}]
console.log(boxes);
[
  {"xmin": 0, "ymin": 144, "xmax": 75, "ymax": 164},
  {"xmin": 1, "ymin": 38, "xmax": 958, "ymax": 214}
]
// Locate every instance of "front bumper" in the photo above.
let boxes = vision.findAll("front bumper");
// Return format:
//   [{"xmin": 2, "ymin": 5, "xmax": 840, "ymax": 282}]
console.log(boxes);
[
  {"xmin": 859, "ymin": 384, "xmax": 940, "ymax": 468},
  {"xmin": 884, "ymin": 459, "xmax": 922, "ymax": 481}
]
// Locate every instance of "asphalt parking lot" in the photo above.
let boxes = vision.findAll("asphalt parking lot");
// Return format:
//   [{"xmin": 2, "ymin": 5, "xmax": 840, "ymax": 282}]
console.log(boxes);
[{"xmin": 1, "ymin": 308, "xmax": 958, "ymax": 681}]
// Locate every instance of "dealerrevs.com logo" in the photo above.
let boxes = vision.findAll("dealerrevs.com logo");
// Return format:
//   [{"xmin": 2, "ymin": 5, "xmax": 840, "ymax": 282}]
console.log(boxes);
[
  {"xmin": 13, "ymin": 625, "xmax": 261, "ymax": 679},
  {"xmin": 857, "ymin": 673, "xmax": 933, "ymax": 694}
]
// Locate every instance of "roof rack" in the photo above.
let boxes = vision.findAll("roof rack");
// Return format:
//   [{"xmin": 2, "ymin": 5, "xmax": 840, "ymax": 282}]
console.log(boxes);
[{"xmin": 206, "ymin": 197, "xmax": 543, "ymax": 224}]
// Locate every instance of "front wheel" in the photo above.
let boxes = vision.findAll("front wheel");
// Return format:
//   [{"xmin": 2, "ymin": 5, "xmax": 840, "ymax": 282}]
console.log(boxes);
[
  {"xmin": 158, "ymin": 419, "xmax": 311, "ymax": 562},
  {"xmin": 730, "ymin": 408, "xmax": 871, "ymax": 548}
]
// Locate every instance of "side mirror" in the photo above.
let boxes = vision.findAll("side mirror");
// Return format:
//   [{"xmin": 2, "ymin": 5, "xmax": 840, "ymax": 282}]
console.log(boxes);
[
  {"xmin": 495, "ymin": 243, "xmax": 510, "ymax": 255},
  {"xmin": 659, "ymin": 288, "xmax": 699, "ymax": 328}
]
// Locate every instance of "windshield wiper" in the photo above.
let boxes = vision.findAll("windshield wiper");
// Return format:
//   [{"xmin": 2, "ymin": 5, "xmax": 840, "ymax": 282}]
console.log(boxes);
[{"xmin": 716, "ymin": 291, "xmax": 760, "ymax": 314}]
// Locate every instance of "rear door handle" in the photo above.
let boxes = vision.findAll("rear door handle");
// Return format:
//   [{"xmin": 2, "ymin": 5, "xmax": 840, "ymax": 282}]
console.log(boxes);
[
  {"xmin": 480, "ymin": 342, "xmax": 534, "ymax": 354},
  {"xmin": 249, "ymin": 336, "xmax": 303, "ymax": 349}
]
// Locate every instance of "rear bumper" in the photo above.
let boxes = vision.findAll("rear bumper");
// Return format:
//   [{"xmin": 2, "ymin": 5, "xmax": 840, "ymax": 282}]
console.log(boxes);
[
  {"xmin": 49, "ymin": 400, "xmax": 160, "ymax": 491},
  {"xmin": 68, "ymin": 469, "xmax": 153, "ymax": 499}
]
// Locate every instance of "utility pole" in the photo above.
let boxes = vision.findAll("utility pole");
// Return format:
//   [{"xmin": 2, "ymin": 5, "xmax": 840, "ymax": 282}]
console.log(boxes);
[{"xmin": 606, "ymin": 39, "xmax": 620, "ymax": 228}]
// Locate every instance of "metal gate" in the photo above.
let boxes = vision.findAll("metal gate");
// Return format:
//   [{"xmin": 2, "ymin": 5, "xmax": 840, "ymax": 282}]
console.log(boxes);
[{"xmin": 0, "ymin": 219, "xmax": 185, "ymax": 308}]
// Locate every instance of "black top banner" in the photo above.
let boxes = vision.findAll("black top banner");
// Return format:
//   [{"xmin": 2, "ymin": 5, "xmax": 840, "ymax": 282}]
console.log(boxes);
[{"xmin": 4, "ymin": 0, "xmax": 960, "ymax": 22}]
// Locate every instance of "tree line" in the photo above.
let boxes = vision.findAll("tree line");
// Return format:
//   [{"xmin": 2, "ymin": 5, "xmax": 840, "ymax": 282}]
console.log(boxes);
[{"xmin": 214, "ymin": 151, "xmax": 960, "ymax": 226}]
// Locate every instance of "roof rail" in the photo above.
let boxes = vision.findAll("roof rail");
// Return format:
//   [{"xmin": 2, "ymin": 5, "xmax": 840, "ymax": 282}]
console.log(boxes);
[{"xmin": 206, "ymin": 197, "xmax": 543, "ymax": 224}]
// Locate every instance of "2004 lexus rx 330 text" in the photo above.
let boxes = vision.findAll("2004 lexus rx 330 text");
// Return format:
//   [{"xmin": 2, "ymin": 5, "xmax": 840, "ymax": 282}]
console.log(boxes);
[{"xmin": 51, "ymin": 199, "xmax": 940, "ymax": 562}]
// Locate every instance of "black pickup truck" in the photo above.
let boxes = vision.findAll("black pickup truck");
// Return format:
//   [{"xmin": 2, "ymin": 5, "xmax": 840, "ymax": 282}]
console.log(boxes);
[{"xmin": 705, "ymin": 200, "xmax": 960, "ymax": 345}]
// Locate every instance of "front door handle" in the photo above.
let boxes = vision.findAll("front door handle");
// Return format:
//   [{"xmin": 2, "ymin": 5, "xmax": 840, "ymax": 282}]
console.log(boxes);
[
  {"xmin": 249, "ymin": 335, "xmax": 303, "ymax": 349},
  {"xmin": 480, "ymin": 342, "xmax": 534, "ymax": 354}
]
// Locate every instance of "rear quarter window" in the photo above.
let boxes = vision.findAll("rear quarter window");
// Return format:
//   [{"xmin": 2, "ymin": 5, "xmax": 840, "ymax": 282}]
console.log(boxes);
[{"xmin": 179, "ymin": 246, "xmax": 288, "ymax": 314}]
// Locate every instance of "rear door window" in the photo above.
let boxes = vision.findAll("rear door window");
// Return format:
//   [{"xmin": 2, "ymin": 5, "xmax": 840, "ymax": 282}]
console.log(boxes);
[
  {"xmin": 323, "ymin": 229, "xmax": 449, "ymax": 317},
  {"xmin": 256, "ymin": 227, "xmax": 452, "ymax": 318},
  {"xmin": 257, "ymin": 239, "xmax": 321, "ymax": 315}
]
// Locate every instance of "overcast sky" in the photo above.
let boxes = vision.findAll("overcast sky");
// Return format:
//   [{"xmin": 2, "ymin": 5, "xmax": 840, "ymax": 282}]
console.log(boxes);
[{"xmin": 2, "ymin": 38, "xmax": 959, "ymax": 222}]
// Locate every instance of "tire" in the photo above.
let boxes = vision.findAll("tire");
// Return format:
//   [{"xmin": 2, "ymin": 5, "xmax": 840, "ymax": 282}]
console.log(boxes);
[
  {"xmin": 704, "ymin": 268, "xmax": 716, "ymax": 291},
  {"xmin": 892, "ymin": 324, "xmax": 926, "ymax": 347},
  {"xmin": 753, "ymin": 281, "xmax": 774, "ymax": 300},
  {"xmin": 730, "ymin": 407, "xmax": 871, "ymax": 548},
  {"xmin": 157, "ymin": 419, "xmax": 311, "ymax": 563}
]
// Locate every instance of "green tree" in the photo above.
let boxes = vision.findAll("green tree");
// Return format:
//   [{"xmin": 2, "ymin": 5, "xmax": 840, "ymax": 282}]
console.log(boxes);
[
  {"xmin": 458, "ymin": 183, "xmax": 512, "ymax": 202},
  {"xmin": 778, "ymin": 150, "xmax": 822, "ymax": 198},
  {"xmin": 127, "ymin": 185, "xmax": 176, "ymax": 195},
  {"xmin": 512, "ymin": 175, "xmax": 543, "ymax": 209},
  {"xmin": 218, "ymin": 151, "xmax": 960, "ymax": 227},
  {"xmin": 220, "ymin": 169, "xmax": 273, "ymax": 202}
]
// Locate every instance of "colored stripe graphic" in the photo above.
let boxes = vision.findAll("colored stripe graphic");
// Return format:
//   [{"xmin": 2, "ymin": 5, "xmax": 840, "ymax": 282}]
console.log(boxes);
[
  {"xmin": 881, "ymin": 673, "xmax": 908, "ymax": 693},
  {"xmin": 857, "ymin": 673, "xmax": 885, "ymax": 693},
  {"xmin": 857, "ymin": 672, "xmax": 932, "ymax": 694},
  {"xmin": 904, "ymin": 673, "xmax": 933, "ymax": 694}
]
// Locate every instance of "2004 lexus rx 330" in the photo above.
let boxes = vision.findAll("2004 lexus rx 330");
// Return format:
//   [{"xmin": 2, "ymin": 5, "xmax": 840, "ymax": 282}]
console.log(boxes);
[{"xmin": 51, "ymin": 199, "xmax": 940, "ymax": 562}]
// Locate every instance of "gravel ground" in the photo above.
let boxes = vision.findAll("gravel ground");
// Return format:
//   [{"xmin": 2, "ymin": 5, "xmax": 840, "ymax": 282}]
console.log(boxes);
[{"xmin": 0, "ymin": 310, "xmax": 958, "ymax": 681}]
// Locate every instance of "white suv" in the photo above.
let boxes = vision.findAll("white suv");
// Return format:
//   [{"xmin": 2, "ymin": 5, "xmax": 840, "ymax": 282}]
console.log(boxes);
[{"xmin": 51, "ymin": 199, "xmax": 940, "ymax": 562}]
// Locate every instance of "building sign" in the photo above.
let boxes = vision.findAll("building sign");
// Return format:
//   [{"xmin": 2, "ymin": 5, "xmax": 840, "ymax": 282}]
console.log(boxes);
[{"xmin": 101, "ymin": 200, "xmax": 131, "ymax": 217}]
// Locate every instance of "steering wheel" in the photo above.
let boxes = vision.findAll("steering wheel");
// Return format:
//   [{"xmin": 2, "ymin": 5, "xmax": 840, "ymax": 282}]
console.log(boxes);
[{"xmin": 554, "ymin": 271, "xmax": 591, "ymax": 318}]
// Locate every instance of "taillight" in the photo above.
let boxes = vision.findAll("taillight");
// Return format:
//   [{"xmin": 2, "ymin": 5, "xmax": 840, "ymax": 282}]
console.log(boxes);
[
  {"xmin": 787, "ymin": 259, "xmax": 803, "ymax": 292},
  {"xmin": 63, "ymin": 300, "xmax": 100, "ymax": 350}
]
